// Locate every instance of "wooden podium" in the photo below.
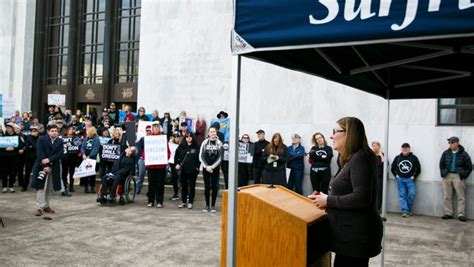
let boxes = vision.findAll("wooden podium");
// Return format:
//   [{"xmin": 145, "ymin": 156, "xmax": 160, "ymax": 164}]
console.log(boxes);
[{"xmin": 221, "ymin": 185, "xmax": 330, "ymax": 267}]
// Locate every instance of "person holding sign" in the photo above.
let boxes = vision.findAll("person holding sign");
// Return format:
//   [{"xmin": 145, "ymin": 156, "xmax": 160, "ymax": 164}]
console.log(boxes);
[
  {"xmin": 237, "ymin": 134, "xmax": 253, "ymax": 187},
  {"xmin": 80, "ymin": 127, "xmax": 100, "ymax": 193},
  {"xmin": 175, "ymin": 132, "xmax": 201, "ymax": 209},
  {"xmin": 99, "ymin": 128, "xmax": 126, "ymax": 179},
  {"xmin": 262, "ymin": 133, "xmax": 290, "ymax": 187},
  {"xmin": 144, "ymin": 122, "xmax": 170, "ymax": 208},
  {"xmin": 0, "ymin": 123, "xmax": 22, "ymax": 193},
  {"xmin": 199, "ymin": 127, "xmax": 224, "ymax": 213},
  {"xmin": 61, "ymin": 126, "xmax": 82, "ymax": 193}
]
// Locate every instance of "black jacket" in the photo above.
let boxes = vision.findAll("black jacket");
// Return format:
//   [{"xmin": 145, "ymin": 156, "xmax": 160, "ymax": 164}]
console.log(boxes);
[
  {"xmin": 309, "ymin": 145, "xmax": 333, "ymax": 168},
  {"xmin": 174, "ymin": 143, "xmax": 201, "ymax": 175},
  {"xmin": 262, "ymin": 145, "xmax": 290, "ymax": 172},
  {"xmin": 24, "ymin": 135, "xmax": 39, "ymax": 160},
  {"xmin": 439, "ymin": 145, "xmax": 472, "ymax": 179},
  {"xmin": 253, "ymin": 139, "xmax": 270, "ymax": 168},
  {"xmin": 31, "ymin": 136, "xmax": 64, "ymax": 191},
  {"xmin": 327, "ymin": 149, "xmax": 383, "ymax": 258},
  {"xmin": 110, "ymin": 153, "xmax": 136, "ymax": 179},
  {"xmin": 391, "ymin": 153, "xmax": 421, "ymax": 179}
]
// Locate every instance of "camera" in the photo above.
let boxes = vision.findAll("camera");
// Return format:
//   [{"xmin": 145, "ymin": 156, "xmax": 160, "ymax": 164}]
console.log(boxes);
[{"xmin": 38, "ymin": 171, "xmax": 47, "ymax": 181}]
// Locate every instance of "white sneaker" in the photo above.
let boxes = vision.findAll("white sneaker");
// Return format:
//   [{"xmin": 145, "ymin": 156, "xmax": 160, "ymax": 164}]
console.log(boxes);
[
  {"xmin": 210, "ymin": 206, "xmax": 217, "ymax": 213},
  {"xmin": 2, "ymin": 188, "xmax": 7, "ymax": 193},
  {"xmin": 156, "ymin": 203, "xmax": 163, "ymax": 208},
  {"xmin": 202, "ymin": 206, "xmax": 210, "ymax": 213},
  {"xmin": 9, "ymin": 188, "xmax": 15, "ymax": 193},
  {"xmin": 187, "ymin": 203, "xmax": 193, "ymax": 209},
  {"xmin": 147, "ymin": 203, "xmax": 153, "ymax": 207},
  {"xmin": 178, "ymin": 203, "xmax": 186, "ymax": 208}
]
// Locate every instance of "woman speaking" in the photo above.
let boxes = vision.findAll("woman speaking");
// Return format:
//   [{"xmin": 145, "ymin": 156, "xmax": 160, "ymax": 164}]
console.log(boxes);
[{"xmin": 310, "ymin": 117, "xmax": 383, "ymax": 267}]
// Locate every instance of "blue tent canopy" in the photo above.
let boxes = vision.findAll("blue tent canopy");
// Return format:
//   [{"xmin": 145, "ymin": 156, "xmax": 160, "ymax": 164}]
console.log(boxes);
[{"xmin": 232, "ymin": 0, "xmax": 474, "ymax": 99}]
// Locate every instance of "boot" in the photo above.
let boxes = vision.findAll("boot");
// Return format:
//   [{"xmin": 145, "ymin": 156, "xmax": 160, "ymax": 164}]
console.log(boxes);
[
  {"xmin": 69, "ymin": 184, "xmax": 75, "ymax": 192},
  {"xmin": 84, "ymin": 185, "xmax": 89, "ymax": 194}
]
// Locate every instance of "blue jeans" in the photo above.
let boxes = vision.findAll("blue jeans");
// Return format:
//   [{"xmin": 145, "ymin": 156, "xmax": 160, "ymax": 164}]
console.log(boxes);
[
  {"xmin": 287, "ymin": 167, "xmax": 304, "ymax": 195},
  {"xmin": 136, "ymin": 158, "xmax": 146, "ymax": 193},
  {"xmin": 397, "ymin": 177, "xmax": 416, "ymax": 213}
]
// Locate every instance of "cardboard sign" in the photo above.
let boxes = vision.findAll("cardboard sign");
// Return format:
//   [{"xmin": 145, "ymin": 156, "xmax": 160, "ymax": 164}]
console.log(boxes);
[
  {"xmin": 101, "ymin": 144, "xmax": 121, "ymax": 161},
  {"xmin": 0, "ymin": 136, "xmax": 19, "ymax": 148},
  {"xmin": 144, "ymin": 135, "xmax": 168, "ymax": 166},
  {"xmin": 63, "ymin": 137, "xmax": 82, "ymax": 154},
  {"xmin": 47, "ymin": 94, "xmax": 66, "ymax": 106},
  {"xmin": 223, "ymin": 142, "xmax": 254, "ymax": 164}
]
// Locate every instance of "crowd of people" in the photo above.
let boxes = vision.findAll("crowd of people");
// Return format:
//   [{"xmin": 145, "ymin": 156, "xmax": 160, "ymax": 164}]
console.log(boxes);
[{"xmin": 0, "ymin": 104, "xmax": 471, "ymax": 222}]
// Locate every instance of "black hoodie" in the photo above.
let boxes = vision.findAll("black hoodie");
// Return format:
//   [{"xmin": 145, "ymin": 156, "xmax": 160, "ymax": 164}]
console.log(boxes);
[{"xmin": 391, "ymin": 153, "xmax": 421, "ymax": 179}]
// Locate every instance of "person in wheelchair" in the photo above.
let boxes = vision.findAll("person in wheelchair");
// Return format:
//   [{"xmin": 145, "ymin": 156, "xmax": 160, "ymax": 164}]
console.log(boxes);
[{"xmin": 98, "ymin": 146, "xmax": 137, "ymax": 204}]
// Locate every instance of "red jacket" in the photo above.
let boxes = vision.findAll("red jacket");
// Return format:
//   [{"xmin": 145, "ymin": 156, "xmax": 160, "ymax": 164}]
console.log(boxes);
[
  {"xmin": 125, "ymin": 112, "xmax": 135, "ymax": 122},
  {"xmin": 143, "ymin": 133, "xmax": 170, "ymax": 169}
]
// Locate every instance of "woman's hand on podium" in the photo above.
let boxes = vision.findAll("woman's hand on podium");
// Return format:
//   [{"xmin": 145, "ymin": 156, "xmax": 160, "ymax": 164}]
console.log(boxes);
[{"xmin": 308, "ymin": 192, "xmax": 328, "ymax": 210}]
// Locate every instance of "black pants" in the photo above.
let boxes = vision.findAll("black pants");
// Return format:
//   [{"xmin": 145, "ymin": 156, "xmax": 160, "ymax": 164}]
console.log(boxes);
[
  {"xmin": 180, "ymin": 171, "xmax": 198, "ymax": 204},
  {"xmin": 101, "ymin": 174, "xmax": 125, "ymax": 198},
  {"xmin": 1, "ymin": 156, "xmax": 17, "ymax": 188},
  {"xmin": 253, "ymin": 167, "xmax": 263, "ymax": 184},
  {"xmin": 23, "ymin": 158, "xmax": 35, "ymax": 189},
  {"xmin": 147, "ymin": 168, "xmax": 167, "ymax": 205},
  {"xmin": 99, "ymin": 161, "xmax": 114, "ymax": 181},
  {"xmin": 377, "ymin": 174, "xmax": 383, "ymax": 213},
  {"xmin": 334, "ymin": 254, "xmax": 369, "ymax": 267},
  {"xmin": 221, "ymin": 161, "xmax": 229, "ymax": 189},
  {"xmin": 310, "ymin": 168, "xmax": 331, "ymax": 194},
  {"xmin": 169, "ymin": 163, "xmax": 179, "ymax": 196},
  {"xmin": 203, "ymin": 167, "xmax": 220, "ymax": 207},
  {"xmin": 15, "ymin": 155, "xmax": 25, "ymax": 188},
  {"xmin": 82, "ymin": 175, "xmax": 97, "ymax": 188},
  {"xmin": 238, "ymin": 163, "xmax": 251, "ymax": 187},
  {"xmin": 62, "ymin": 155, "xmax": 81, "ymax": 189}
]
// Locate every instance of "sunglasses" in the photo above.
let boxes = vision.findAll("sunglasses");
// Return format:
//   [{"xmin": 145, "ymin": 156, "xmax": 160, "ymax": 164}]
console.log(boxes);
[
  {"xmin": 242, "ymin": 136, "xmax": 249, "ymax": 139},
  {"xmin": 333, "ymin": 128, "xmax": 346, "ymax": 135}
]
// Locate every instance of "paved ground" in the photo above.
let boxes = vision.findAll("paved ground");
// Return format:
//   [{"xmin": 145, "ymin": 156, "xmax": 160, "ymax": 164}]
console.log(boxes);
[{"xmin": 0, "ymin": 186, "xmax": 473, "ymax": 266}]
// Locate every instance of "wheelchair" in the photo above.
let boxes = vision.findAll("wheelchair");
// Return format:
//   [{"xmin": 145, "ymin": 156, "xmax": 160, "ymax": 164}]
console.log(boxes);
[{"xmin": 96, "ymin": 174, "xmax": 137, "ymax": 205}]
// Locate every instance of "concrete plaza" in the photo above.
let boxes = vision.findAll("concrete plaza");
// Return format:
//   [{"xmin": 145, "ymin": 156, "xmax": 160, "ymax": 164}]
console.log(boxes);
[{"xmin": 0, "ymin": 187, "xmax": 472, "ymax": 266}]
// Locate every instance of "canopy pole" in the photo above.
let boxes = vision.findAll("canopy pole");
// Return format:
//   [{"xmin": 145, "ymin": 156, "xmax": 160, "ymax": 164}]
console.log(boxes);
[
  {"xmin": 380, "ymin": 89, "xmax": 390, "ymax": 267},
  {"xmin": 226, "ymin": 55, "xmax": 241, "ymax": 267}
]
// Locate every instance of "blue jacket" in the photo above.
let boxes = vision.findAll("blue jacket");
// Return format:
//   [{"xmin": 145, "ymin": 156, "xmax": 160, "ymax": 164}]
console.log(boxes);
[
  {"xmin": 31, "ymin": 135, "xmax": 64, "ymax": 191},
  {"xmin": 287, "ymin": 144, "xmax": 305, "ymax": 169},
  {"xmin": 81, "ymin": 135, "xmax": 100, "ymax": 159}
]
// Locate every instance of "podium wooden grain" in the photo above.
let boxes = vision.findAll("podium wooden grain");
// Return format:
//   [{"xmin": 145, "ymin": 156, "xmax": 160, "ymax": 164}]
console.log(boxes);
[{"xmin": 221, "ymin": 185, "xmax": 330, "ymax": 267}]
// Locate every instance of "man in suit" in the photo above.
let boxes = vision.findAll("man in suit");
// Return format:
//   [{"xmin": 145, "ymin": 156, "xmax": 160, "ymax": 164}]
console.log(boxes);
[{"xmin": 31, "ymin": 124, "xmax": 64, "ymax": 217}]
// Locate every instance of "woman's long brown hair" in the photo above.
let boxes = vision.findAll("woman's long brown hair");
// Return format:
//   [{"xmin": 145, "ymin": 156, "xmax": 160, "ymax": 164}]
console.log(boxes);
[
  {"xmin": 337, "ymin": 117, "xmax": 371, "ymax": 166},
  {"xmin": 267, "ymin": 133, "xmax": 284, "ymax": 155}
]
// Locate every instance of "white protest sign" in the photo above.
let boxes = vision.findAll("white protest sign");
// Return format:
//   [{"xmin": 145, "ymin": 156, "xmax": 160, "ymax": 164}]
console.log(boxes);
[
  {"xmin": 73, "ymin": 159, "xmax": 97, "ymax": 179},
  {"xmin": 48, "ymin": 94, "xmax": 66, "ymax": 106},
  {"xmin": 0, "ymin": 136, "xmax": 19, "ymax": 148},
  {"xmin": 2, "ymin": 97, "xmax": 15, "ymax": 119},
  {"xmin": 144, "ymin": 135, "xmax": 168, "ymax": 166},
  {"xmin": 168, "ymin": 143, "xmax": 179, "ymax": 164},
  {"xmin": 136, "ymin": 121, "xmax": 153, "ymax": 141}
]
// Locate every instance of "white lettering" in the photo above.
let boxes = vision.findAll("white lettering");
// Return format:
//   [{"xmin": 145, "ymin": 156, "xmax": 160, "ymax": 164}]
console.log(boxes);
[
  {"xmin": 309, "ymin": 0, "xmax": 339, "ymax": 24},
  {"xmin": 428, "ymin": 0, "xmax": 441, "ymax": 12},
  {"xmin": 378, "ymin": 0, "xmax": 392, "ymax": 17},
  {"xmin": 459, "ymin": 0, "xmax": 474, "ymax": 10},
  {"xmin": 391, "ymin": 0, "xmax": 418, "ymax": 31},
  {"xmin": 344, "ymin": 0, "xmax": 376, "ymax": 21}
]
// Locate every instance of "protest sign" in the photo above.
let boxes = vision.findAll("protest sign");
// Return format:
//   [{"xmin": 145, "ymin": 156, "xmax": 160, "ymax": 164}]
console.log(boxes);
[
  {"xmin": 99, "ymin": 136, "xmax": 111, "ymax": 145},
  {"xmin": 124, "ymin": 121, "xmax": 136, "ymax": 145},
  {"xmin": 223, "ymin": 142, "xmax": 254, "ymax": 163},
  {"xmin": 63, "ymin": 137, "xmax": 82, "ymax": 154},
  {"xmin": 168, "ymin": 143, "xmax": 179, "ymax": 164},
  {"xmin": 101, "ymin": 144, "xmax": 121, "ymax": 161},
  {"xmin": 210, "ymin": 118, "xmax": 230, "ymax": 141},
  {"xmin": 0, "ymin": 136, "xmax": 19, "ymax": 148},
  {"xmin": 2, "ymin": 97, "xmax": 15, "ymax": 119},
  {"xmin": 144, "ymin": 135, "xmax": 168, "ymax": 166},
  {"xmin": 73, "ymin": 159, "xmax": 97, "ymax": 179},
  {"xmin": 136, "ymin": 121, "xmax": 153, "ymax": 140},
  {"xmin": 47, "ymin": 94, "xmax": 66, "ymax": 106}
]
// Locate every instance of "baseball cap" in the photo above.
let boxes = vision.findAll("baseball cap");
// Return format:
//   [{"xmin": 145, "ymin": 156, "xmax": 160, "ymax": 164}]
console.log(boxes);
[
  {"xmin": 102, "ymin": 108, "xmax": 109, "ymax": 112},
  {"xmin": 145, "ymin": 125, "xmax": 152, "ymax": 130},
  {"xmin": 447, "ymin": 136, "xmax": 459, "ymax": 143},
  {"xmin": 256, "ymin": 129, "xmax": 265, "ymax": 134},
  {"xmin": 401, "ymin": 143, "xmax": 410, "ymax": 148},
  {"xmin": 172, "ymin": 131, "xmax": 180, "ymax": 137}
]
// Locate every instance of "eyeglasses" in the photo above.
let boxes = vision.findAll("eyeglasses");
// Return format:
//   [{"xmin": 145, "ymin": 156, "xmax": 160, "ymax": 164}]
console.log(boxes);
[
  {"xmin": 242, "ymin": 136, "xmax": 249, "ymax": 139},
  {"xmin": 332, "ymin": 128, "xmax": 346, "ymax": 135}
]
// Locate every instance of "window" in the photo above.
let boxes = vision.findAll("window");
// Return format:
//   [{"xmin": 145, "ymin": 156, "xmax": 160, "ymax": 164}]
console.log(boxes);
[
  {"xmin": 438, "ymin": 98, "xmax": 474, "ymax": 125},
  {"xmin": 47, "ymin": 0, "xmax": 70, "ymax": 85},
  {"xmin": 116, "ymin": 0, "xmax": 141, "ymax": 83},
  {"xmin": 80, "ymin": 0, "xmax": 106, "ymax": 84}
]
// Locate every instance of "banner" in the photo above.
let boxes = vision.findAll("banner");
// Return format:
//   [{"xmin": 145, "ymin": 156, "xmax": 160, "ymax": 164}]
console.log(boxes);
[
  {"xmin": 136, "ymin": 121, "xmax": 154, "ymax": 140},
  {"xmin": 0, "ymin": 136, "xmax": 19, "ymax": 148},
  {"xmin": 63, "ymin": 137, "xmax": 82, "ymax": 154},
  {"xmin": 101, "ymin": 144, "xmax": 121, "ymax": 161},
  {"xmin": 73, "ymin": 159, "xmax": 97, "ymax": 179},
  {"xmin": 210, "ymin": 118, "xmax": 230, "ymax": 142},
  {"xmin": 47, "ymin": 94, "xmax": 66, "ymax": 106},
  {"xmin": 223, "ymin": 142, "xmax": 254, "ymax": 163},
  {"xmin": 144, "ymin": 135, "xmax": 168, "ymax": 166},
  {"xmin": 99, "ymin": 136, "xmax": 111, "ymax": 145},
  {"xmin": 179, "ymin": 117, "xmax": 196, "ymax": 133}
]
